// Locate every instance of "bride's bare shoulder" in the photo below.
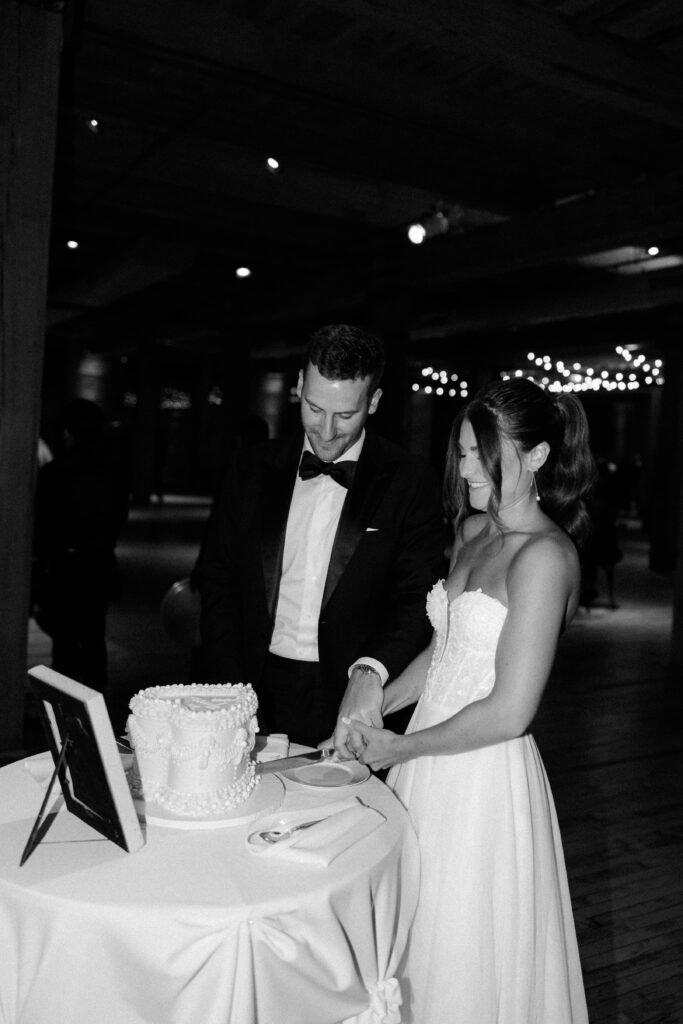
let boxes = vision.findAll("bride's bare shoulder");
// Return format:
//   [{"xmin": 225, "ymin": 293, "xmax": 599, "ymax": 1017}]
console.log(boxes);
[{"xmin": 511, "ymin": 528, "xmax": 579, "ymax": 585}]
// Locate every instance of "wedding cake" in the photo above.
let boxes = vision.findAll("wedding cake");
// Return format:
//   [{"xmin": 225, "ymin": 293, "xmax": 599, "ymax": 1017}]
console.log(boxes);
[{"xmin": 127, "ymin": 683, "xmax": 259, "ymax": 817}]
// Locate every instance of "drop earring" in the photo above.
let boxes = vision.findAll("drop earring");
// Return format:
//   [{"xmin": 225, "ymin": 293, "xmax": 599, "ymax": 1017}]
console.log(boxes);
[{"xmin": 531, "ymin": 472, "xmax": 540, "ymax": 502}]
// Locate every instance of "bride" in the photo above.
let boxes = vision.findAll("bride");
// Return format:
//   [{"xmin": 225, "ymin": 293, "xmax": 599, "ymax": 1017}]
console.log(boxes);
[{"xmin": 345, "ymin": 378, "xmax": 593, "ymax": 1023}]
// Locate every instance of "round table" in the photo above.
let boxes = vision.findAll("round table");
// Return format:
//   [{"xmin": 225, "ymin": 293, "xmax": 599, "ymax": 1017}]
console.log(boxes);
[{"xmin": 0, "ymin": 754, "xmax": 419, "ymax": 1024}]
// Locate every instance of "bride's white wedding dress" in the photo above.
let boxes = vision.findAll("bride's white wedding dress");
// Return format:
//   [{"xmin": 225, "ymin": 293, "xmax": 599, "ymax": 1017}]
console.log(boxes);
[{"xmin": 388, "ymin": 583, "xmax": 589, "ymax": 1024}]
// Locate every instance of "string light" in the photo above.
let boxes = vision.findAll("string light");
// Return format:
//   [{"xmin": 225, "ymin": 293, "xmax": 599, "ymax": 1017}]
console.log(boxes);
[
  {"xmin": 413, "ymin": 365, "xmax": 470, "ymax": 398},
  {"xmin": 510, "ymin": 346, "xmax": 665, "ymax": 392},
  {"xmin": 161, "ymin": 387, "xmax": 191, "ymax": 410},
  {"xmin": 413, "ymin": 347, "xmax": 664, "ymax": 402}
]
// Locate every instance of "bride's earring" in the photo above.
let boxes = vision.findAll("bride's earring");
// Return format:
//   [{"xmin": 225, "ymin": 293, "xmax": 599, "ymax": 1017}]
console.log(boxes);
[{"xmin": 531, "ymin": 472, "xmax": 540, "ymax": 502}]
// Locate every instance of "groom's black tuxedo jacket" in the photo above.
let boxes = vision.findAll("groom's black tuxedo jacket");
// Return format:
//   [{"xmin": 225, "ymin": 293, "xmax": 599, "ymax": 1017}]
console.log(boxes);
[{"xmin": 197, "ymin": 430, "xmax": 445, "ymax": 713}]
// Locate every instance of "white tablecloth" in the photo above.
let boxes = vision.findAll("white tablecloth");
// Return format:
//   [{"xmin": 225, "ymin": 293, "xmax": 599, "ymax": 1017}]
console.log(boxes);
[{"xmin": 0, "ymin": 756, "xmax": 419, "ymax": 1024}]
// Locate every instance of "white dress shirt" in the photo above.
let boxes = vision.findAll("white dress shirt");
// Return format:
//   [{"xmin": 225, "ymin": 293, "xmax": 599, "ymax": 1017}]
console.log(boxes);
[{"xmin": 269, "ymin": 433, "xmax": 387, "ymax": 683}]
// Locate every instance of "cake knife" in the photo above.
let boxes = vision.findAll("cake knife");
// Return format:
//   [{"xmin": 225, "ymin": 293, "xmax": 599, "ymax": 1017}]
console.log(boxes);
[{"xmin": 255, "ymin": 748, "xmax": 335, "ymax": 775}]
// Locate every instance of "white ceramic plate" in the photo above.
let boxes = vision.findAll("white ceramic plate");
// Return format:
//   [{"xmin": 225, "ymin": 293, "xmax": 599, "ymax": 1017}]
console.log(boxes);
[{"xmin": 280, "ymin": 760, "xmax": 370, "ymax": 789}]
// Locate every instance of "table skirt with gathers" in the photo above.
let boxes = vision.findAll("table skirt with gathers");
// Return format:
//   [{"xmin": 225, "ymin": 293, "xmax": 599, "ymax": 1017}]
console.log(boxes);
[{"xmin": 0, "ymin": 759, "xmax": 419, "ymax": 1024}]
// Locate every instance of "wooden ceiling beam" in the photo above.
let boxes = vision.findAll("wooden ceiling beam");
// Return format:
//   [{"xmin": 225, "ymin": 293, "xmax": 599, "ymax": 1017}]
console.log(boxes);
[
  {"xmin": 242, "ymin": 166, "xmax": 683, "ymax": 300},
  {"xmin": 405, "ymin": 170, "xmax": 683, "ymax": 287},
  {"xmin": 411, "ymin": 268, "xmax": 683, "ymax": 338},
  {"xmin": 49, "ymin": 162, "xmax": 683, "ymax": 335},
  {"xmin": 59, "ymin": 92, "xmax": 538, "ymax": 214},
  {"xmin": 60, "ymin": 123, "xmax": 447, "ymax": 231},
  {"xmin": 322, "ymin": 0, "xmax": 683, "ymax": 129},
  {"xmin": 76, "ymin": 3, "xmax": 666, "ymax": 202}
]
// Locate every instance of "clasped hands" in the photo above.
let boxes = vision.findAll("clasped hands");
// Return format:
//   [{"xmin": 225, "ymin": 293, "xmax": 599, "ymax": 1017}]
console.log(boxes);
[{"xmin": 321, "ymin": 667, "xmax": 400, "ymax": 772}]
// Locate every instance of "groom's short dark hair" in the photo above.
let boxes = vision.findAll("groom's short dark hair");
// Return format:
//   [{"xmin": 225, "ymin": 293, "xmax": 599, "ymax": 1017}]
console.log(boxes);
[{"xmin": 304, "ymin": 324, "xmax": 385, "ymax": 393}]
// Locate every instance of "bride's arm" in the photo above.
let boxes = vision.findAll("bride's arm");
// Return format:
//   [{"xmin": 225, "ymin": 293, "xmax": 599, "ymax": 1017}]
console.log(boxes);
[
  {"xmin": 381, "ymin": 637, "xmax": 435, "ymax": 715},
  {"xmin": 348, "ymin": 536, "xmax": 577, "ymax": 770}
]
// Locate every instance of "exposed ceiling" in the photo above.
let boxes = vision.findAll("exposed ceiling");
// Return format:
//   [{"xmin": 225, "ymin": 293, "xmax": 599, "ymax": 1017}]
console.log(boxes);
[{"xmin": 46, "ymin": 0, "xmax": 683, "ymax": 373}]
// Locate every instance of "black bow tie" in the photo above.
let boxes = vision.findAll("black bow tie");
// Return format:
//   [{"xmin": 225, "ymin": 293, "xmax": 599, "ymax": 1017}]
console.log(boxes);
[{"xmin": 298, "ymin": 450, "xmax": 356, "ymax": 488}]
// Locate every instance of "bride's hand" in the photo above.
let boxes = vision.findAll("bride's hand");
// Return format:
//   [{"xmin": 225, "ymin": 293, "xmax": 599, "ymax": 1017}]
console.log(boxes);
[{"xmin": 342, "ymin": 717, "xmax": 403, "ymax": 771}]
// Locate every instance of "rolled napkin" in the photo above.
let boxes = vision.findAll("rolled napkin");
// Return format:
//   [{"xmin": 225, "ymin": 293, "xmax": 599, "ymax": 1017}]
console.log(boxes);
[
  {"xmin": 246, "ymin": 799, "xmax": 386, "ymax": 867},
  {"xmin": 255, "ymin": 733, "xmax": 290, "ymax": 762}
]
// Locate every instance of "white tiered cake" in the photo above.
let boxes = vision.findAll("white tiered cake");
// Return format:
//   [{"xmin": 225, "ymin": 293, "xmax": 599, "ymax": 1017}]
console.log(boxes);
[{"xmin": 127, "ymin": 683, "xmax": 258, "ymax": 817}]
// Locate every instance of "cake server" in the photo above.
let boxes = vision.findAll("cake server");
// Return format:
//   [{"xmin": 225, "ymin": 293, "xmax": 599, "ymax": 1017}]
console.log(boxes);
[{"xmin": 255, "ymin": 748, "xmax": 335, "ymax": 775}]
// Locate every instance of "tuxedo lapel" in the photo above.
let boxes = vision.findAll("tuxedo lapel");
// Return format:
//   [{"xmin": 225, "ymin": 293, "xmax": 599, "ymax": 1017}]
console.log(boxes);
[
  {"xmin": 322, "ymin": 435, "xmax": 395, "ymax": 609},
  {"xmin": 260, "ymin": 437, "xmax": 300, "ymax": 621}
]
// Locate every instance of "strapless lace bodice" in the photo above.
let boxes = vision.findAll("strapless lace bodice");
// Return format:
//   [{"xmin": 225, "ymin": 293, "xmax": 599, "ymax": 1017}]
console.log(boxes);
[{"xmin": 423, "ymin": 580, "xmax": 508, "ymax": 711}]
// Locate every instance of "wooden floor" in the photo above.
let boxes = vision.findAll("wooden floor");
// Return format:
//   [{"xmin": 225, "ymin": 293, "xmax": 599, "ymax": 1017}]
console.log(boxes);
[
  {"xmin": 23, "ymin": 501, "xmax": 683, "ymax": 1024},
  {"xmin": 536, "ymin": 538, "xmax": 683, "ymax": 1024}
]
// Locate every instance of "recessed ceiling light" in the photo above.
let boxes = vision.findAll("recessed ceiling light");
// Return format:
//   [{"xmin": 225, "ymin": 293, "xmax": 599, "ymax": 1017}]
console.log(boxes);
[
  {"xmin": 235, "ymin": 267, "xmax": 251, "ymax": 278},
  {"xmin": 66, "ymin": 239, "xmax": 79, "ymax": 250},
  {"xmin": 647, "ymin": 245, "xmax": 660, "ymax": 256},
  {"xmin": 266, "ymin": 156, "xmax": 279, "ymax": 173},
  {"xmin": 86, "ymin": 118, "xmax": 99, "ymax": 134},
  {"xmin": 407, "ymin": 224, "xmax": 426, "ymax": 245}
]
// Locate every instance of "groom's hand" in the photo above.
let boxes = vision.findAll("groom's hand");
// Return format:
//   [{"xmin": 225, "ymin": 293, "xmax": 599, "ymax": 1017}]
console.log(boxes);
[
  {"xmin": 343, "ymin": 718, "xmax": 400, "ymax": 772},
  {"xmin": 332, "ymin": 667, "xmax": 383, "ymax": 759}
]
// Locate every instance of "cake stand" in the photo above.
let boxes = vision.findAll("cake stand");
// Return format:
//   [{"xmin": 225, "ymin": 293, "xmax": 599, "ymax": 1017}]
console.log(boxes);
[{"xmin": 133, "ymin": 773, "xmax": 285, "ymax": 830}]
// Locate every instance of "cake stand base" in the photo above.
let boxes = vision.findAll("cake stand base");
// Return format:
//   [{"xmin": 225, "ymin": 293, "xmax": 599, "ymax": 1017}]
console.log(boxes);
[{"xmin": 134, "ymin": 773, "xmax": 284, "ymax": 830}]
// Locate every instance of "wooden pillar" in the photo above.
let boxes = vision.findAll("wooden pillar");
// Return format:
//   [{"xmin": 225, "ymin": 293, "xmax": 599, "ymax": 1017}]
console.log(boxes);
[{"xmin": 0, "ymin": 2, "xmax": 62, "ymax": 757}]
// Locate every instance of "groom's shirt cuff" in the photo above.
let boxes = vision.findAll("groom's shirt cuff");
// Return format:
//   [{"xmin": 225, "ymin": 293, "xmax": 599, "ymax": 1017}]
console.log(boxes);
[{"xmin": 348, "ymin": 657, "xmax": 388, "ymax": 686}]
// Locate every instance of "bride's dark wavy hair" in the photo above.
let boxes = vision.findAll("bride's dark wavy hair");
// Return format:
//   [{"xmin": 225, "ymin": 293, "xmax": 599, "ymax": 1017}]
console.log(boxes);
[{"xmin": 443, "ymin": 378, "xmax": 597, "ymax": 549}]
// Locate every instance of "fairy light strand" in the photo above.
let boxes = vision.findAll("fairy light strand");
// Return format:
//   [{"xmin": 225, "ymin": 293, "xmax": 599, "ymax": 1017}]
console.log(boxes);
[
  {"xmin": 501, "ymin": 347, "xmax": 664, "ymax": 393},
  {"xmin": 412, "ymin": 365, "xmax": 469, "ymax": 399}
]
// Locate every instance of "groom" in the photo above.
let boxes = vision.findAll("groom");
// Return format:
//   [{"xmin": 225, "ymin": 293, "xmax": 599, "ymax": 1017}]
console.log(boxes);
[{"xmin": 196, "ymin": 324, "xmax": 444, "ymax": 748}]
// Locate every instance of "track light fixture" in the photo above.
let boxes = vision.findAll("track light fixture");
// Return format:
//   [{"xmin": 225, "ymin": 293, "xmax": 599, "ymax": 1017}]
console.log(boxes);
[{"xmin": 407, "ymin": 209, "xmax": 449, "ymax": 245}]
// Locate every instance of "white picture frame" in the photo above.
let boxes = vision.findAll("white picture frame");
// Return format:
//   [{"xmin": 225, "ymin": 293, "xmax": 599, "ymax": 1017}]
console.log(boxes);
[{"xmin": 26, "ymin": 665, "xmax": 144, "ymax": 855}]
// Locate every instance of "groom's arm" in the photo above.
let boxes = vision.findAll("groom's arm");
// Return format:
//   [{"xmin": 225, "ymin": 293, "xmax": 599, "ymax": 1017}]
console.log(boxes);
[
  {"xmin": 333, "ymin": 457, "xmax": 446, "ymax": 755},
  {"xmin": 359, "ymin": 457, "xmax": 446, "ymax": 675}
]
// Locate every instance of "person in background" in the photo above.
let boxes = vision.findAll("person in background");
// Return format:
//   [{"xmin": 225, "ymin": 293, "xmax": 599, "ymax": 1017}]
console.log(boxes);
[
  {"xmin": 345, "ymin": 378, "xmax": 594, "ymax": 1023},
  {"xmin": 33, "ymin": 398, "xmax": 129, "ymax": 692},
  {"xmin": 196, "ymin": 323, "xmax": 445, "ymax": 747},
  {"xmin": 580, "ymin": 456, "xmax": 623, "ymax": 609}
]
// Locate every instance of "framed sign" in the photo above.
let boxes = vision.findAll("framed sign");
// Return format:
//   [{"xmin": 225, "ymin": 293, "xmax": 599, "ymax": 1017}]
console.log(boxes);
[{"xmin": 23, "ymin": 666, "xmax": 144, "ymax": 863}]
